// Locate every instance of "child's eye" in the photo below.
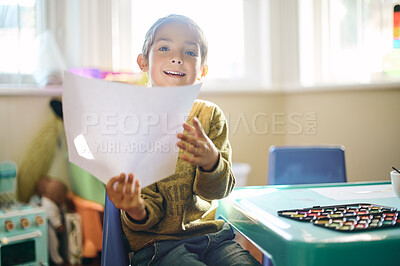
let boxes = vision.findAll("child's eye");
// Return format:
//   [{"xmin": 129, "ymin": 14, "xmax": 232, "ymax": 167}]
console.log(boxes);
[
  {"xmin": 159, "ymin": 46, "xmax": 169, "ymax": 51},
  {"xmin": 185, "ymin": 50, "xmax": 197, "ymax": 57}
]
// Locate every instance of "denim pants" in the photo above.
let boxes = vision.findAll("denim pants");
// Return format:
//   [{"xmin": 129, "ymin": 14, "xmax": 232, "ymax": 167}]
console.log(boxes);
[{"xmin": 131, "ymin": 223, "xmax": 261, "ymax": 266}]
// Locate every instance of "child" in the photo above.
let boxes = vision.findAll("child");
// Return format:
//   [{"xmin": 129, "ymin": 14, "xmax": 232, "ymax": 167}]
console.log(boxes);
[{"xmin": 106, "ymin": 14, "xmax": 260, "ymax": 265}]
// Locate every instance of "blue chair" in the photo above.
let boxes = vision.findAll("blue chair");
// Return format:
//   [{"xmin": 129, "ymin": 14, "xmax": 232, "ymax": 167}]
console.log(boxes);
[
  {"xmin": 101, "ymin": 192, "xmax": 130, "ymax": 266},
  {"xmin": 267, "ymin": 145, "xmax": 347, "ymax": 185},
  {"xmin": 264, "ymin": 145, "xmax": 347, "ymax": 266}
]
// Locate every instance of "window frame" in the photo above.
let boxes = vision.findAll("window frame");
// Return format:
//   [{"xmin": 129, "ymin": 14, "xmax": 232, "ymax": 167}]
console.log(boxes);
[
  {"xmin": 297, "ymin": 0, "xmax": 400, "ymax": 89},
  {"xmin": 74, "ymin": 0, "xmax": 274, "ymax": 92},
  {"xmin": 0, "ymin": 0, "xmax": 46, "ymax": 86}
]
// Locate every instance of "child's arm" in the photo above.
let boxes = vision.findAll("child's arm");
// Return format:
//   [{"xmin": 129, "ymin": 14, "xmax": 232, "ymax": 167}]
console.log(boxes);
[{"xmin": 177, "ymin": 111, "xmax": 235, "ymax": 200}]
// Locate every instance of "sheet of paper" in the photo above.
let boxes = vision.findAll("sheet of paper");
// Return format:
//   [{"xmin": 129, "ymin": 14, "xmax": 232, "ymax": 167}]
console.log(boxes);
[
  {"xmin": 309, "ymin": 184, "xmax": 396, "ymax": 200},
  {"xmin": 63, "ymin": 71, "xmax": 201, "ymax": 187}
]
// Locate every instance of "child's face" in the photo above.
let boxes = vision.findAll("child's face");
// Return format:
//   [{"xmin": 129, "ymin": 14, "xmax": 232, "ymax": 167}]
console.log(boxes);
[{"xmin": 138, "ymin": 23, "xmax": 207, "ymax": 87}]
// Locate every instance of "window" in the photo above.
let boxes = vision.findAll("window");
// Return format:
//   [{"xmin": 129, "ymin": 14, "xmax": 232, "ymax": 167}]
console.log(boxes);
[
  {"xmin": 299, "ymin": 0, "xmax": 400, "ymax": 86},
  {"xmin": 131, "ymin": 0, "xmax": 245, "ymax": 82},
  {"xmin": 0, "ymin": 0, "xmax": 42, "ymax": 84},
  {"xmin": 1, "ymin": 0, "xmax": 270, "ymax": 89},
  {"xmin": 7, "ymin": 0, "xmax": 398, "ymax": 90},
  {"xmin": 78, "ymin": 0, "xmax": 270, "ymax": 90},
  {"xmin": 78, "ymin": 0, "xmax": 400, "ymax": 90}
]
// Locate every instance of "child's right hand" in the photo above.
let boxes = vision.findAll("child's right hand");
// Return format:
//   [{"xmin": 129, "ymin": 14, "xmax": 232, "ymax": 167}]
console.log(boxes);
[{"xmin": 106, "ymin": 173, "xmax": 147, "ymax": 222}]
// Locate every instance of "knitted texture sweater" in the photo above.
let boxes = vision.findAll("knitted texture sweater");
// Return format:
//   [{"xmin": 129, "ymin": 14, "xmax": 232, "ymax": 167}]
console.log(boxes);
[{"xmin": 121, "ymin": 99, "xmax": 235, "ymax": 252}]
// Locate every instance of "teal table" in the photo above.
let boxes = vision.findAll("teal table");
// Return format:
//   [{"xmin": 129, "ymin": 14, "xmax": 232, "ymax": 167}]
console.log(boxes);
[{"xmin": 216, "ymin": 182, "xmax": 400, "ymax": 266}]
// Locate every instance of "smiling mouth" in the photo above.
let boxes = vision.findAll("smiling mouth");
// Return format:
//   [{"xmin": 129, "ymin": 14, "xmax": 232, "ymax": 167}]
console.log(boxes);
[{"xmin": 164, "ymin": 70, "xmax": 186, "ymax": 77}]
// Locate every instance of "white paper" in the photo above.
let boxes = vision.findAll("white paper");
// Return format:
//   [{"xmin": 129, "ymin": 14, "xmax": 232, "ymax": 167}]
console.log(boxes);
[
  {"xmin": 63, "ymin": 71, "xmax": 201, "ymax": 187},
  {"xmin": 309, "ymin": 184, "xmax": 396, "ymax": 200}
]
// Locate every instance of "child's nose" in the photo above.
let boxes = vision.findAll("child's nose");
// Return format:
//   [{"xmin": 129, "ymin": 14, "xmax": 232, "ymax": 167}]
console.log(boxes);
[{"xmin": 171, "ymin": 58, "xmax": 183, "ymax": 64}]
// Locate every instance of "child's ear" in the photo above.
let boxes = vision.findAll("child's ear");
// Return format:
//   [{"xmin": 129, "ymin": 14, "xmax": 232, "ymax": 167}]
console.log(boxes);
[
  {"xmin": 197, "ymin": 65, "xmax": 208, "ymax": 81},
  {"xmin": 137, "ymin": 54, "xmax": 149, "ymax": 72}
]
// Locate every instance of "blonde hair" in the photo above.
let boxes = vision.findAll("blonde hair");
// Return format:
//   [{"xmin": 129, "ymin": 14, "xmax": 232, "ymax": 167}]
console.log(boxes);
[{"xmin": 142, "ymin": 14, "xmax": 208, "ymax": 66}]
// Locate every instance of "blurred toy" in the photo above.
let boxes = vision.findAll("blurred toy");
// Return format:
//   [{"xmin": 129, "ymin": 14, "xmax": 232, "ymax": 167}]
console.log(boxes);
[
  {"xmin": 32, "ymin": 176, "xmax": 82, "ymax": 265},
  {"xmin": 63, "ymin": 212, "xmax": 83, "ymax": 264},
  {"xmin": 16, "ymin": 104, "xmax": 63, "ymax": 203},
  {"xmin": 104, "ymin": 71, "xmax": 148, "ymax": 85},
  {"xmin": 69, "ymin": 67, "xmax": 149, "ymax": 86},
  {"xmin": 40, "ymin": 178, "xmax": 68, "ymax": 265}
]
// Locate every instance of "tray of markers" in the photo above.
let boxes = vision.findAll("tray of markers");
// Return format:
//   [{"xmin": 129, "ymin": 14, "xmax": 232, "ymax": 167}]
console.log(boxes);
[{"xmin": 277, "ymin": 203, "xmax": 400, "ymax": 232}]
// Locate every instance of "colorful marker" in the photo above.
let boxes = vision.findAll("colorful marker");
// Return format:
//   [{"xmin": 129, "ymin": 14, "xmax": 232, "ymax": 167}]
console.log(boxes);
[{"xmin": 394, "ymin": 5, "xmax": 400, "ymax": 48}]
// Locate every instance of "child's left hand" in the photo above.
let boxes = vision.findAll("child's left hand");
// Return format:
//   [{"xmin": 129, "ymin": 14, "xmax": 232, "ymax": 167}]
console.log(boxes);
[{"xmin": 177, "ymin": 117, "xmax": 219, "ymax": 172}]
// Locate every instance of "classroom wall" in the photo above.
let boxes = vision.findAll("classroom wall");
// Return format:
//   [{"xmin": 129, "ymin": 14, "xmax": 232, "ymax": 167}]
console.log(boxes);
[
  {"xmin": 282, "ymin": 88, "xmax": 400, "ymax": 183},
  {"xmin": 0, "ymin": 96, "xmax": 53, "ymax": 163},
  {"xmin": 1, "ymin": 87, "xmax": 399, "ymax": 188},
  {"xmin": 201, "ymin": 87, "xmax": 400, "ymax": 185}
]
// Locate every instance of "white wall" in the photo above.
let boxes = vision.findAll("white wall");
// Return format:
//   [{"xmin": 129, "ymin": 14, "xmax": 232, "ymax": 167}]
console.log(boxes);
[{"xmin": 283, "ymin": 88, "xmax": 400, "ymax": 182}]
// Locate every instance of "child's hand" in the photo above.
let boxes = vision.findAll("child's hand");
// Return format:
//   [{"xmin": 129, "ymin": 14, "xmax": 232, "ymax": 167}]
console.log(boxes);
[
  {"xmin": 177, "ymin": 117, "xmax": 219, "ymax": 172},
  {"xmin": 106, "ymin": 173, "xmax": 147, "ymax": 221}
]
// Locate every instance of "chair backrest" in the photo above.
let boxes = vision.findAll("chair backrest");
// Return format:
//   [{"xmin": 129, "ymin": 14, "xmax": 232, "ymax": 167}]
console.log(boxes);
[
  {"xmin": 267, "ymin": 146, "xmax": 347, "ymax": 185},
  {"xmin": 101, "ymin": 192, "xmax": 129, "ymax": 266}
]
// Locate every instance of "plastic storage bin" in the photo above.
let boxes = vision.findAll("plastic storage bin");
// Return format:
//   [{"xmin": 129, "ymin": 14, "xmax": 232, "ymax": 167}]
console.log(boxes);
[{"xmin": 232, "ymin": 162, "xmax": 251, "ymax": 187}]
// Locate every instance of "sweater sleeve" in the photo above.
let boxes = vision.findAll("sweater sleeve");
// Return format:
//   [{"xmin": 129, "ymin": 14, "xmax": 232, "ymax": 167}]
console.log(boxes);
[
  {"xmin": 193, "ymin": 106, "xmax": 235, "ymax": 200},
  {"xmin": 121, "ymin": 182, "xmax": 164, "ymax": 231}
]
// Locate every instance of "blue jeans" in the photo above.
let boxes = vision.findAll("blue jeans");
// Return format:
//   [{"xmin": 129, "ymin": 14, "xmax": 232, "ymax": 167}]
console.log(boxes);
[{"xmin": 131, "ymin": 223, "xmax": 261, "ymax": 266}]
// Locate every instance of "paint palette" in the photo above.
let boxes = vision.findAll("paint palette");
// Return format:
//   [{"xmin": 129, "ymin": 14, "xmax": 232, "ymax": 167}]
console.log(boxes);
[{"xmin": 277, "ymin": 203, "xmax": 400, "ymax": 232}]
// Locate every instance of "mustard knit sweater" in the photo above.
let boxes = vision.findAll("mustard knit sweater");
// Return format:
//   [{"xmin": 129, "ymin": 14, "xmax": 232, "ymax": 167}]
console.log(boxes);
[{"xmin": 121, "ymin": 99, "xmax": 235, "ymax": 252}]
